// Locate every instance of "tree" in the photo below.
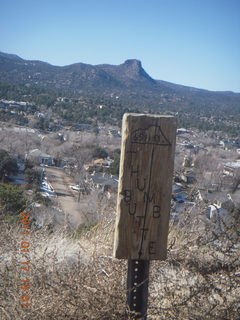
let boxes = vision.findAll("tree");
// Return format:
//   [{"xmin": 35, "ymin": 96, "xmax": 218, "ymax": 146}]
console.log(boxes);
[
  {"xmin": 0, "ymin": 184, "xmax": 26, "ymax": 215},
  {"xmin": 35, "ymin": 93, "xmax": 56, "ymax": 107},
  {"xmin": 230, "ymin": 171, "xmax": 240, "ymax": 193},
  {"xmin": 92, "ymin": 146, "xmax": 108, "ymax": 159},
  {"xmin": 25, "ymin": 168, "xmax": 42, "ymax": 185},
  {"xmin": 70, "ymin": 145, "xmax": 92, "ymax": 202},
  {"xmin": 93, "ymin": 120, "xmax": 99, "ymax": 137},
  {"xmin": 110, "ymin": 148, "xmax": 120, "ymax": 175},
  {"xmin": 0, "ymin": 149, "xmax": 18, "ymax": 181},
  {"xmin": 24, "ymin": 159, "xmax": 34, "ymax": 170},
  {"xmin": 34, "ymin": 117, "xmax": 49, "ymax": 131}
]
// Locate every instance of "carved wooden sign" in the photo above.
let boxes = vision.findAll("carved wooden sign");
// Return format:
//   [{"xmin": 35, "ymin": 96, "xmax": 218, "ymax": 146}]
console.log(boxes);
[{"xmin": 114, "ymin": 113, "xmax": 176, "ymax": 260}]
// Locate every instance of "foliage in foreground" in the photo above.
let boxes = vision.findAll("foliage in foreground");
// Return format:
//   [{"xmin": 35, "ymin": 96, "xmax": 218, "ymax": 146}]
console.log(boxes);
[{"xmin": 0, "ymin": 204, "xmax": 239, "ymax": 319}]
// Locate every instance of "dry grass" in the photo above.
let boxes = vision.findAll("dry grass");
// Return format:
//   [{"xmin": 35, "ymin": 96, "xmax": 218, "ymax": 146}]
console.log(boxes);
[
  {"xmin": 148, "ymin": 208, "xmax": 240, "ymax": 319},
  {"xmin": 0, "ymin": 213, "xmax": 130, "ymax": 320},
  {"xmin": 0, "ymin": 204, "xmax": 239, "ymax": 319}
]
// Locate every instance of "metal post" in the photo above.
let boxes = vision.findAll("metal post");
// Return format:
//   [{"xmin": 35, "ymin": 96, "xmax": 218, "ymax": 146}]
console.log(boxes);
[{"xmin": 127, "ymin": 260, "xmax": 150, "ymax": 319}]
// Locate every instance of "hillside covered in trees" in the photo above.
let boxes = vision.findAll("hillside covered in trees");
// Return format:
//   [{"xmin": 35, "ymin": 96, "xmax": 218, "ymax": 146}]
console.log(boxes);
[{"xmin": 0, "ymin": 52, "xmax": 240, "ymax": 135}]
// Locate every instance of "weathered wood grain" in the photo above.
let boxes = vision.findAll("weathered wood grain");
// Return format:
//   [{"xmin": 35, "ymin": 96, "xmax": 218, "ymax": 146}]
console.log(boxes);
[{"xmin": 113, "ymin": 113, "xmax": 176, "ymax": 260}]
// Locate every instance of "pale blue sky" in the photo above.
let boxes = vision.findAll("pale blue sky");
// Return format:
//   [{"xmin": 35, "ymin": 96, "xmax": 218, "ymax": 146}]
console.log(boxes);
[{"xmin": 0, "ymin": 0, "xmax": 239, "ymax": 92}]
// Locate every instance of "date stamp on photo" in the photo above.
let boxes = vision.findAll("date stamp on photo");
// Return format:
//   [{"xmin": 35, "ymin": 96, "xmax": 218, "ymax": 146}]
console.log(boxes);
[{"xmin": 18, "ymin": 210, "xmax": 32, "ymax": 307}]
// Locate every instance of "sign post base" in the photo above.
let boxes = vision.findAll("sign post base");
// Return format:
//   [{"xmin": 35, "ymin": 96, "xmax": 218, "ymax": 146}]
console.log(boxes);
[{"xmin": 127, "ymin": 260, "xmax": 150, "ymax": 319}]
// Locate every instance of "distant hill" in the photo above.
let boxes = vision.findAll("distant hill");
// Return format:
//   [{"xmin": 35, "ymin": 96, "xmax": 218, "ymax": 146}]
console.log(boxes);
[
  {"xmin": 0, "ymin": 52, "xmax": 156, "ymax": 90},
  {"xmin": 0, "ymin": 51, "xmax": 239, "ymax": 118}
]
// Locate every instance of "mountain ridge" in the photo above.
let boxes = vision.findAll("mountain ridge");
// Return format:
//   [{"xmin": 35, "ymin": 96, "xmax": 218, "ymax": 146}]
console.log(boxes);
[
  {"xmin": 0, "ymin": 52, "xmax": 156, "ymax": 90},
  {"xmin": 0, "ymin": 51, "xmax": 240, "ymax": 120},
  {"xmin": 0, "ymin": 51, "xmax": 240, "ymax": 95}
]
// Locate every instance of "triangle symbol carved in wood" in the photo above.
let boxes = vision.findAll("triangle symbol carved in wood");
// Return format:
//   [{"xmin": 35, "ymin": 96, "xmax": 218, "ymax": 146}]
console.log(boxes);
[{"xmin": 131, "ymin": 125, "xmax": 171, "ymax": 146}]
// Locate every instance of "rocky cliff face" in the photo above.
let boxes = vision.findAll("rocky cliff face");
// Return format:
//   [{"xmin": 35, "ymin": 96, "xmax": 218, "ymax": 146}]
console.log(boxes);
[{"xmin": 0, "ymin": 53, "xmax": 155, "ymax": 91}]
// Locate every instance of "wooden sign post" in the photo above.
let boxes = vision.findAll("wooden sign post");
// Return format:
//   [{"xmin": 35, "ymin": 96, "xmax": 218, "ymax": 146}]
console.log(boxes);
[{"xmin": 113, "ymin": 113, "xmax": 176, "ymax": 318}]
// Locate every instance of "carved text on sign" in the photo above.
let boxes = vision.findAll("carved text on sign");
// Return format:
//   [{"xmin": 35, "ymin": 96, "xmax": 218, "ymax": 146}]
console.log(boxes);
[{"xmin": 114, "ymin": 114, "xmax": 176, "ymax": 260}]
